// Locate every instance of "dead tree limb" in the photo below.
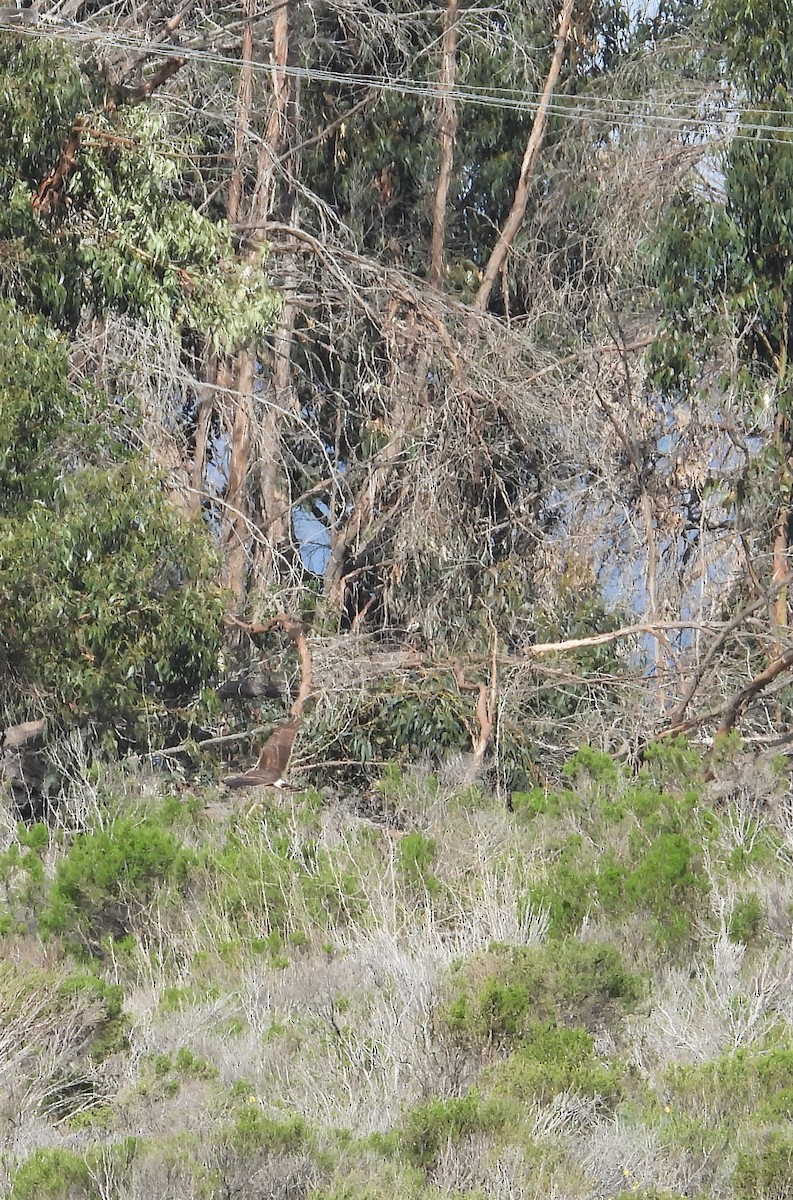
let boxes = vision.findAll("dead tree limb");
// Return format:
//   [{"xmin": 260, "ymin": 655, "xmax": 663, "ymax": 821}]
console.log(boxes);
[
  {"xmin": 521, "ymin": 620, "xmax": 718, "ymax": 658},
  {"xmin": 716, "ymin": 645, "xmax": 793, "ymax": 736},
  {"xmin": 662, "ymin": 571, "xmax": 793, "ymax": 730},
  {"xmin": 452, "ymin": 631, "xmax": 498, "ymax": 783}
]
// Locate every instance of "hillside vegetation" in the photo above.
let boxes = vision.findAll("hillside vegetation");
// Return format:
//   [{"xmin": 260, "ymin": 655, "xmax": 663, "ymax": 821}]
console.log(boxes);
[
  {"xmin": 1, "ymin": 741, "xmax": 792, "ymax": 1200},
  {"xmin": 5, "ymin": 0, "xmax": 793, "ymax": 1195}
]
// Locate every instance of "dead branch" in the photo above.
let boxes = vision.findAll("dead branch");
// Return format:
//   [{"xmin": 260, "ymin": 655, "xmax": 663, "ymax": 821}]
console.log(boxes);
[
  {"xmin": 663, "ymin": 571, "xmax": 793, "ymax": 730},
  {"xmin": 521, "ymin": 620, "xmax": 719, "ymax": 658},
  {"xmin": 717, "ymin": 645, "xmax": 793, "ymax": 736},
  {"xmin": 452, "ymin": 630, "xmax": 498, "ymax": 783}
]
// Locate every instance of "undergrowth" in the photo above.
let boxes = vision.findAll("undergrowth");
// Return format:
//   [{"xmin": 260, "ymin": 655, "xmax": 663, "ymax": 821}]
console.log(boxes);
[{"xmin": 0, "ymin": 739, "xmax": 791, "ymax": 1198}]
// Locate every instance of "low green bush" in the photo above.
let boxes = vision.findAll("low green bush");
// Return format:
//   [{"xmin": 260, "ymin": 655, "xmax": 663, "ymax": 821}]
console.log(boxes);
[
  {"xmin": 9, "ymin": 1148, "xmax": 92, "ymax": 1200},
  {"xmin": 402, "ymin": 1090, "xmax": 506, "ymax": 1168},
  {"xmin": 198, "ymin": 825, "xmax": 366, "ymax": 938},
  {"xmin": 229, "ymin": 1105, "xmax": 308, "ymax": 1154},
  {"xmin": 445, "ymin": 940, "xmax": 642, "ymax": 1048},
  {"xmin": 728, "ymin": 893, "xmax": 766, "ymax": 944},
  {"xmin": 397, "ymin": 830, "xmax": 441, "ymax": 894},
  {"xmin": 58, "ymin": 972, "xmax": 127, "ymax": 1059},
  {"xmin": 734, "ymin": 1131, "xmax": 793, "ymax": 1199},
  {"xmin": 525, "ymin": 804, "xmax": 709, "ymax": 948},
  {"xmin": 666, "ymin": 1044, "xmax": 793, "ymax": 1127},
  {"xmin": 489, "ymin": 1022, "xmax": 624, "ymax": 1105},
  {"xmin": 40, "ymin": 817, "xmax": 191, "ymax": 951}
]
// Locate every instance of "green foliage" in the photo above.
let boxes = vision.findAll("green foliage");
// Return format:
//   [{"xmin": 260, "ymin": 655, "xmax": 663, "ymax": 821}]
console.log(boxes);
[
  {"xmin": 651, "ymin": 0, "xmax": 793, "ymax": 507},
  {"xmin": 509, "ymin": 786, "xmax": 567, "ymax": 818},
  {"xmin": 58, "ymin": 972, "xmax": 127, "ymax": 1059},
  {"xmin": 0, "ymin": 305, "xmax": 225, "ymax": 741},
  {"xmin": 343, "ymin": 686, "xmax": 471, "ymax": 765},
  {"xmin": 445, "ymin": 940, "xmax": 642, "ymax": 1047},
  {"xmin": 397, "ymin": 830, "xmax": 440, "ymax": 894},
  {"xmin": 198, "ymin": 822, "xmax": 366, "ymax": 939},
  {"xmin": 562, "ymin": 744, "xmax": 624, "ymax": 786},
  {"xmin": 140, "ymin": 1047, "xmax": 218, "ymax": 1101},
  {"xmin": 41, "ymin": 817, "xmax": 192, "ymax": 950},
  {"xmin": 490, "ymin": 1022, "xmax": 625, "ymax": 1105},
  {"xmin": 2, "ymin": 461, "xmax": 225, "ymax": 738},
  {"xmin": 0, "ymin": 304, "xmax": 80, "ymax": 509},
  {"xmin": 402, "ymin": 1090, "xmax": 506, "ymax": 1169},
  {"xmin": 734, "ymin": 1131, "xmax": 793, "ymax": 1199},
  {"xmin": 667, "ymin": 1044, "xmax": 793, "ymax": 1127},
  {"xmin": 624, "ymin": 832, "xmax": 707, "ymax": 949},
  {"xmin": 9, "ymin": 1148, "xmax": 92, "ymax": 1200},
  {"xmin": 640, "ymin": 738, "xmax": 705, "ymax": 790},
  {"xmin": 0, "ymin": 38, "xmax": 278, "ymax": 343},
  {"xmin": 728, "ymin": 893, "xmax": 766, "ymax": 944},
  {"xmin": 0, "ymin": 829, "xmax": 49, "ymax": 935},
  {"xmin": 229, "ymin": 1105, "xmax": 308, "ymax": 1154},
  {"xmin": 522, "ymin": 770, "xmax": 711, "ymax": 947}
]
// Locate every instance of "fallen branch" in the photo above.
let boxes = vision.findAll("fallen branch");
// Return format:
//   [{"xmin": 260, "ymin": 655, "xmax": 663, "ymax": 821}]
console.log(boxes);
[
  {"xmin": 717, "ymin": 645, "xmax": 793, "ymax": 736},
  {"xmin": 161, "ymin": 726, "xmax": 271, "ymax": 757},
  {"xmin": 522, "ymin": 620, "xmax": 718, "ymax": 658}
]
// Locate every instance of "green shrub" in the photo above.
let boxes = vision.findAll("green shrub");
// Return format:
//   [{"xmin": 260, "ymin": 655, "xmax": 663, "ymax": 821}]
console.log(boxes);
[
  {"xmin": 490, "ymin": 1022, "xmax": 624, "ymax": 1105},
  {"xmin": 728, "ymin": 893, "xmax": 765, "ymax": 944},
  {"xmin": 10, "ymin": 1148, "xmax": 92, "ymax": 1200},
  {"xmin": 199, "ymin": 826, "xmax": 365, "ymax": 939},
  {"xmin": 640, "ymin": 737, "xmax": 704, "ymax": 789},
  {"xmin": 510, "ymin": 786, "xmax": 568, "ymax": 818},
  {"xmin": 40, "ymin": 817, "xmax": 191, "ymax": 950},
  {"xmin": 397, "ymin": 830, "xmax": 440, "ymax": 893},
  {"xmin": 402, "ymin": 1090, "xmax": 505, "ymax": 1168},
  {"xmin": 229, "ymin": 1106, "xmax": 308, "ymax": 1154},
  {"xmin": 562, "ymin": 744, "xmax": 623, "ymax": 785},
  {"xmin": 666, "ymin": 1045, "xmax": 793, "ymax": 1126},
  {"xmin": 624, "ymin": 832, "xmax": 707, "ymax": 949},
  {"xmin": 58, "ymin": 973, "xmax": 127, "ymax": 1059},
  {"xmin": 445, "ymin": 940, "xmax": 642, "ymax": 1047},
  {"xmin": 734, "ymin": 1131, "xmax": 793, "ymax": 1199},
  {"xmin": 0, "ymin": 299, "xmax": 226, "ymax": 745}
]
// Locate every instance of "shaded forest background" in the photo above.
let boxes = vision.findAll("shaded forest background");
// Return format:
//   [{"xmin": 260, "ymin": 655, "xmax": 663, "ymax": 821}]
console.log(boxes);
[{"xmin": 3, "ymin": 0, "xmax": 793, "ymax": 790}]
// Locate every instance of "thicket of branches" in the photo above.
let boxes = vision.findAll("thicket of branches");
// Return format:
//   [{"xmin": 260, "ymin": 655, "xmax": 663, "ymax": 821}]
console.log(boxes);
[{"xmin": 3, "ymin": 0, "xmax": 793, "ymax": 782}]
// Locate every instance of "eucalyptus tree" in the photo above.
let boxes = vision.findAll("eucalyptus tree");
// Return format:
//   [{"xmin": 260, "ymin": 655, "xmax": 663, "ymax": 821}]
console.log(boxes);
[{"xmin": 649, "ymin": 0, "xmax": 793, "ymax": 732}]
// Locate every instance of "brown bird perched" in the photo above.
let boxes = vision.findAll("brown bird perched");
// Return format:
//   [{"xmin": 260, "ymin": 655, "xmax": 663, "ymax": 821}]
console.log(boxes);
[{"xmin": 223, "ymin": 716, "xmax": 301, "ymax": 791}]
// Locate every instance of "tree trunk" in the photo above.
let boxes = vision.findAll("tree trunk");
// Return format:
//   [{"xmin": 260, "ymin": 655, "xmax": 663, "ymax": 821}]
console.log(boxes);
[
  {"xmin": 474, "ymin": 0, "xmax": 574, "ymax": 313},
  {"xmin": 429, "ymin": 0, "xmax": 459, "ymax": 289}
]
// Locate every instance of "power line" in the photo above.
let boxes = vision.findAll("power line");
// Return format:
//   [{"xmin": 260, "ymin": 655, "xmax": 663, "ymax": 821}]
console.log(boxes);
[{"xmin": 5, "ymin": 18, "xmax": 793, "ymax": 148}]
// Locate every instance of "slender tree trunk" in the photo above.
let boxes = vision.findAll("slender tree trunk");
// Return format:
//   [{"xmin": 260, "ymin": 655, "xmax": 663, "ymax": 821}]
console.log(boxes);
[
  {"xmin": 429, "ymin": 0, "xmax": 459, "ymax": 289},
  {"xmin": 219, "ymin": 0, "xmax": 300, "ymax": 599},
  {"xmin": 251, "ymin": 1, "xmax": 302, "ymax": 587},
  {"xmin": 474, "ymin": 0, "xmax": 573, "ymax": 313}
]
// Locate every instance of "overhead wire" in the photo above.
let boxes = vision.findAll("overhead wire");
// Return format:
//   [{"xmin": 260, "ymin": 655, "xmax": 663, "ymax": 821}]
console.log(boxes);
[{"xmin": 4, "ymin": 16, "xmax": 793, "ymax": 148}]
